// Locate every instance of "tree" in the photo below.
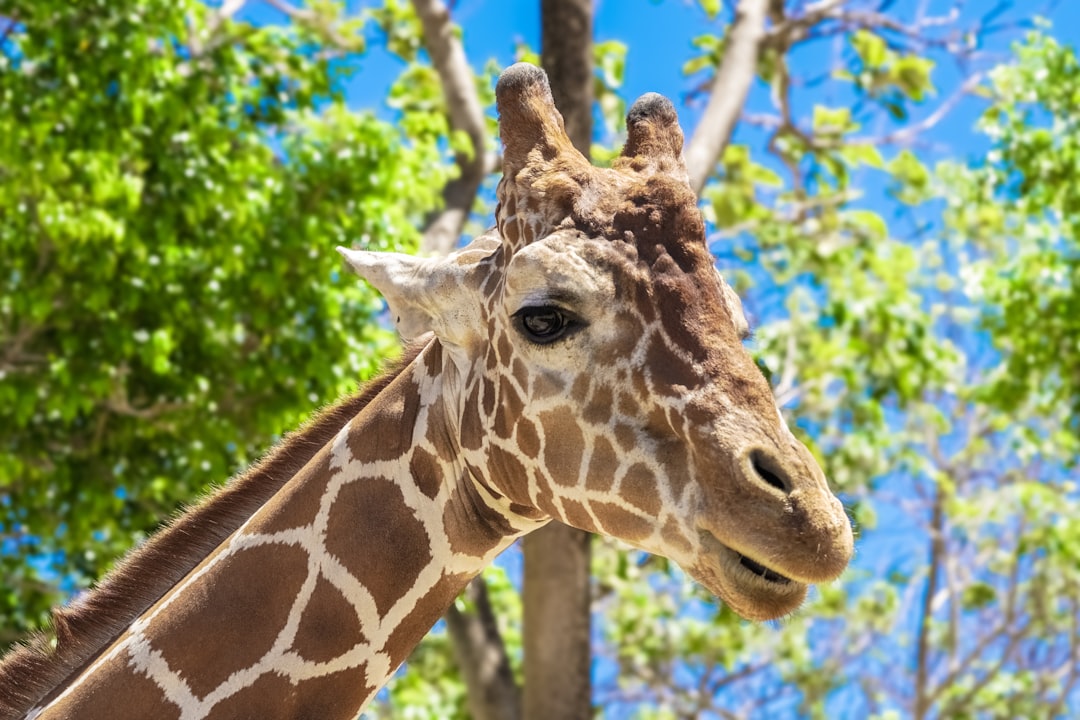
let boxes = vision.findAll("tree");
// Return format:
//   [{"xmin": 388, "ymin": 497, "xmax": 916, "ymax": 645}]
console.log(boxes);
[
  {"xmin": 4, "ymin": 1, "xmax": 1080, "ymax": 718},
  {"xmin": 0, "ymin": 0, "xmax": 448, "ymax": 643}
]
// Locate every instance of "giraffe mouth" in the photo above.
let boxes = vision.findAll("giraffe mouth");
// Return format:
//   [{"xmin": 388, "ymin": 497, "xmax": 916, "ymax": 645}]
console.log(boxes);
[
  {"xmin": 692, "ymin": 530, "xmax": 808, "ymax": 620},
  {"xmin": 735, "ymin": 553, "xmax": 792, "ymax": 585},
  {"xmin": 698, "ymin": 529, "xmax": 795, "ymax": 585}
]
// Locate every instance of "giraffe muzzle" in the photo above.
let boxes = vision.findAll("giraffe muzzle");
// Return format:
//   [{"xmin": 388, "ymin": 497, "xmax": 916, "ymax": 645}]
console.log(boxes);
[
  {"xmin": 692, "ymin": 530, "xmax": 809, "ymax": 621},
  {"xmin": 684, "ymin": 439, "xmax": 853, "ymax": 620}
]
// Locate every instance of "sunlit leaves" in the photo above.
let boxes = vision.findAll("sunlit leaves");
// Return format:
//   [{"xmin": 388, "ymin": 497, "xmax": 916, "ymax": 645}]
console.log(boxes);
[
  {"xmin": 844, "ymin": 29, "xmax": 937, "ymax": 119},
  {"xmin": 594, "ymin": 39, "xmax": 628, "ymax": 143},
  {"xmin": 683, "ymin": 33, "xmax": 726, "ymax": 78},
  {"xmin": 887, "ymin": 149, "xmax": 931, "ymax": 205},
  {"xmin": 698, "ymin": 0, "xmax": 722, "ymax": 22},
  {"xmin": 944, "ymin": 32, "xmax": 1080, "ymax": 432},
  {"xmin": 0, "ymin": 0, "xmax": 448, "ymax": 641}
]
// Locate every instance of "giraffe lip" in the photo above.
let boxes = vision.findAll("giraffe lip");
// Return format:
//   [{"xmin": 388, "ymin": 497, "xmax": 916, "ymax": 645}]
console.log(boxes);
[
  {"xmin": 736, "ymin": 553, "xmax": 792, "ymax": 585},
  {"xmin": 690, "ymin": 531, "xmax": 808, "ymax": 621},
  {"xmin": 698, "ymin": 530, "xmax": 802, "ymax": 588}
]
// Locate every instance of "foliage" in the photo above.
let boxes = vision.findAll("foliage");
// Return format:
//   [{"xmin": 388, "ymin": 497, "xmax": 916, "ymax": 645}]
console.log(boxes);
[
  {"xmin": 0, "ymin": 0, "xmax": 449, "ymax": 643},
  {"xmin": 957, "ymin": 31, "xmax": 1080, "ymax": 426}
]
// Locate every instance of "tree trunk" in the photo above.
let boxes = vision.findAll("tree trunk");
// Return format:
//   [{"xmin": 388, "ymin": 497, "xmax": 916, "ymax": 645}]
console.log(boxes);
[
  {"xmin": 522, "ymin": 4, "xmax": 594, "ymax": 720},
  {"xmin": 540, "ymin": 0, "xmax": 593, "ymax": 152},
  {"xmin": 446, "ymin": 581, "xmax": 522, "ymax": 720}
]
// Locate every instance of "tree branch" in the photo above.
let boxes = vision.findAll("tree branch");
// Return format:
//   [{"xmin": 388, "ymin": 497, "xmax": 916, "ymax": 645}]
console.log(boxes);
[
  {"xmin": 850, "ymin": 73, "xmax": 985, "ymax": 148},
  {"xmin": 411, "ymin": 0, "xmax": 492, "ymax": 256},
  {"xmin": 764, "ymin": 0, "xmax": 848, "ymax": 49},
  {"xmin": 1046, "ymin": 588, "xmax": 1080, "ymax": 718},
  {"xmin": 685, "ymin": 0, "xmax": 772, "ymax": 194},
  {"xmin": 935, "ymin": 618, "xmax": 1028, "ymax": 718},
  {"xmin": 262, "ymin": 0, "xmax": 363, "ymax": 51},
  {"xmin": 445, "ymin": 578, "xmax": 521, "ymax": 720},
  {"xmin": 923, "ymin": 526, "xmax": 1026, "ymax": 710},
  {"xmin": 210, "ymin": 0, "xmax": 248, "ymax": 30},
  {"xmin": 0, "ymin": 324, "xmax": 43, "ymax": 374}
]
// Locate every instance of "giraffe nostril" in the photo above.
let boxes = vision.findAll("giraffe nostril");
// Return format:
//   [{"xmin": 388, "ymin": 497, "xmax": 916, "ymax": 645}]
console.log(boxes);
[{"xmin": 749, "ymin": 450, "xmax": 790, "ymax": 494}]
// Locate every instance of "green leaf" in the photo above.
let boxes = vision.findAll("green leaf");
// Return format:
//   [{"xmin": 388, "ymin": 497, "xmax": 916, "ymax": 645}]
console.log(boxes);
[
  {"xmin": 844, "ymin": 209, "xmax": 888, "ymax": 241},
  {"xmin": 960, "ymin": 582, "xmax": 998, "ymax": 610},
  {"xmin": 852, "ymin": 29, "xmax": 888, "ymax": 69},
  {"xmin": 699, "ymin": 0, "xmax": 722, "ymax": 20}
]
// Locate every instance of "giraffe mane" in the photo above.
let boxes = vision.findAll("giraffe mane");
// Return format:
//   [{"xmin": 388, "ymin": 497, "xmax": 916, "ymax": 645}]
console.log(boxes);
[{"xmin": 0, "ymin": 343, "xmax": 425, "ymax": 719}]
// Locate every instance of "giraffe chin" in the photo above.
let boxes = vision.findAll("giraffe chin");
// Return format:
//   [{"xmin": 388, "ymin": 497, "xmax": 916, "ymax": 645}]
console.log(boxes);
[{"xmin": 692, "ymin": 531, "xmax": 809, "ymax": 621}]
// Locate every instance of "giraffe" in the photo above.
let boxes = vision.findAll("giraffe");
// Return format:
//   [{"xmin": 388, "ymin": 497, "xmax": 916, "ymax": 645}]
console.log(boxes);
[{"xmin": 0, "ymin": 63, "xmax": 853, "ymax": 720}]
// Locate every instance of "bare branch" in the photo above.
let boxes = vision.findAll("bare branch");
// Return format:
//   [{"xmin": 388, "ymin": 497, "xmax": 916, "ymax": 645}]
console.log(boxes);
[
  {"xmin": 211, "ymin": 0, "xmax": 248, "ymax": 28},
  {"xmin": 851, "ymin": 73, "xmax": 986, "ymax": 147},
  {"xmin": 189, "ymin": 0, "xmax": 254, "ymax": 58},
  {"xmin": 1, "ymin": 324, "xmax": 46, "ymax": 374},
  {"xmin": 411, "ymin": 0, "xmax": 492, "ymax": 257},
  {"xmin": 685, "ymin": 0, "xmax": 772, "ymax": 194},
  {"xmin": 924, "ymin": 538, "xmax": 1025, "ymax": 709},
  {"xmin": 773, "ymin": 330, "xmax": 800, "ymax": 406},
  {"xmin": 100, "ymin": 365, "xmax": 185, "ymax": 421},
  {"xmin": 104, "ymin": 388, "xmax": 184, "ymax": 420},
  {"xmin": 765, "ymin": 0, "xmax": 848, "ymax": 49},
  {"xmin": 1055, "ymin": 590, "xmax": 1080, "ymax": 712},
  {"xmin": 445, "ymin": 578, "xmax": 521, "ymax": 720},
  {"xmin": 935, "ymin": 619, "xmax": 1028, "ymax": 718}
]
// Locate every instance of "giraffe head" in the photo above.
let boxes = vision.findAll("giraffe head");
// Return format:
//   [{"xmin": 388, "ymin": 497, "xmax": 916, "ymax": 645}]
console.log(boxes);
[{"xmin": 339, "ymin": 64, "xmax": 853, "ymax": 621}]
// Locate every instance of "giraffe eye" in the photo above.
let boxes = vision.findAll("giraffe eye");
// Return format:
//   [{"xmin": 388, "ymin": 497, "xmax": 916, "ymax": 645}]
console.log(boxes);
[{"xmin": 513, "ymin": 306, "xmax": 579, "ymax": 345}]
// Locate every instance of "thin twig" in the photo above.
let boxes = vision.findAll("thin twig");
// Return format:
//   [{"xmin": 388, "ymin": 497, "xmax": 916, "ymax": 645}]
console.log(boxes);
[{"xmin": 1045, "ymin": 589, "xmax": 1080, "ymax": 717}]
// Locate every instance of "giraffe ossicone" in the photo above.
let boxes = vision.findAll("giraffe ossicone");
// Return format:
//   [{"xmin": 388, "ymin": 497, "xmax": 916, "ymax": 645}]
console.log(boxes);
[{"xmin": 1, "ymin": 63, "xmax": 852, "ymax": 720}]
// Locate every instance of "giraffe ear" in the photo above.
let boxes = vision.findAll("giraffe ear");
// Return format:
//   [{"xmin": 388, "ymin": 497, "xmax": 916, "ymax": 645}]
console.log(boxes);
[{"xmin": 336, "ymin": 247, "xmax": 474, "ymax": 343}]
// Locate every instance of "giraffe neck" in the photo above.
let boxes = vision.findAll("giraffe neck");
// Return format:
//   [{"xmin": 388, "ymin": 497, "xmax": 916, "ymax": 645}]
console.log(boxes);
[{"xmin": 27, "ymin": 342, "xmax": 540, "ymax": 720}]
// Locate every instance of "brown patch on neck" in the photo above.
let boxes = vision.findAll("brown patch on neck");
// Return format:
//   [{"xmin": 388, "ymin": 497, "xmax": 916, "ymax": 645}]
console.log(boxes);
[
  {"xmin": 39, "ymin": 648, "xmax": 181, "ymax": 720},
  {"xmin": 0, "ymin": 344, "xmax": 426, "ymax": 719},
  {"xmin": 325, "ymin": 474, "xmax": 433, "ymax": 619},
  {"xmin": 382, "ymin": 570, "xmax": 474, "ymax": 671},
  {"xmin": 147, "ymin": 542, "xmax": 311, "ymax": 699},
  {"xmin": 291, "ymin": 575, "xmax": 368, "ymax": 664}
]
